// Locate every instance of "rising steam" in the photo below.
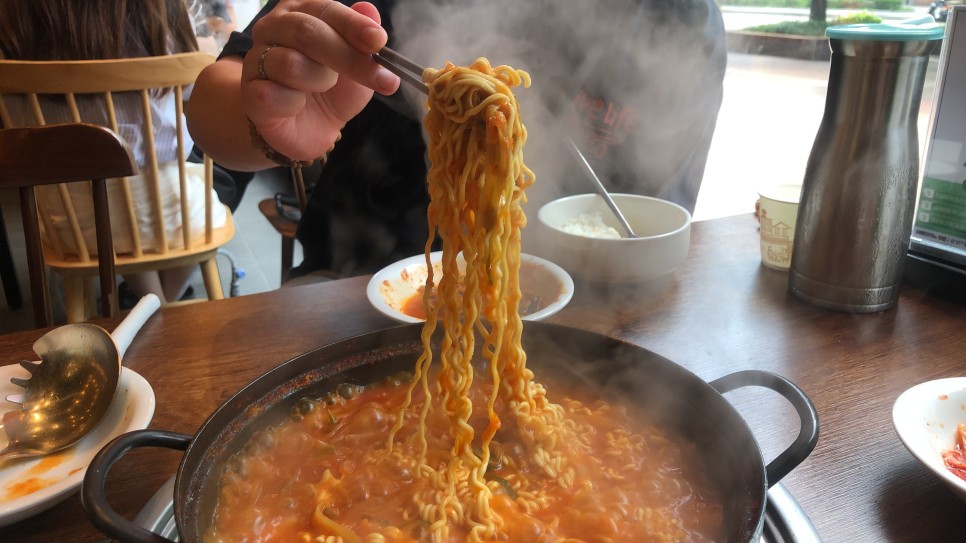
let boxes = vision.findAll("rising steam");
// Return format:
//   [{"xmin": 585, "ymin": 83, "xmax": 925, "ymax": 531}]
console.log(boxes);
[{"xmin": 389, "ymin": 0, "xmax": 727, "ymax": 220}]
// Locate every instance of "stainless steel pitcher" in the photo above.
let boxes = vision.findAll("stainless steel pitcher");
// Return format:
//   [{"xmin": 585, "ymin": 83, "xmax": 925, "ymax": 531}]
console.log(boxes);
[{"xmin": 789, "ymin": 21, "xmax": 945, "ymax": 313}]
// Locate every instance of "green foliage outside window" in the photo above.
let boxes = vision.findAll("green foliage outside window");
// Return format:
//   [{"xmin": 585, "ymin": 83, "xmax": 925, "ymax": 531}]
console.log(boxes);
[
  {"xmin": 717, "ymin": 0, "xmax": 908, "ymax": 9},
  {"xmin": 745, "ymin": 11, "xmax": 884, "ymax": 35},
  {"xmin": 746, "ymin": 20, "xmax": 831, "ymax": 35}
]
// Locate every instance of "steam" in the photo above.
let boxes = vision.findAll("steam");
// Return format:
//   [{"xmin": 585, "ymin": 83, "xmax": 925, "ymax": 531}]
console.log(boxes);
[{"xmin": 389, "ymin": 0, "xmax": 727, "ymax": 218}]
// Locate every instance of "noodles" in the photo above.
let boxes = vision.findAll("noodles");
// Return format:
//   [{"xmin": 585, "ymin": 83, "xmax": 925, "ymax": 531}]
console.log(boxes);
[
  {"xmin": 381, "ymin": 57, "xmax": 536, "ymax": 541},
  {"xmin": 205, "ymin": 376, "xmax": 724, "ymax": 542},
  {"xmin": 204, "ymin": 59, "xmax": 724, "ymax": 543}
]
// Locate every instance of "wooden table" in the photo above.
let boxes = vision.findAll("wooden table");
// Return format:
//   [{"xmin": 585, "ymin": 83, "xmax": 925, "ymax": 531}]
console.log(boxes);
[{"xmin": 2, "ymin": 213, "xmax": 965, "ymax": 542}]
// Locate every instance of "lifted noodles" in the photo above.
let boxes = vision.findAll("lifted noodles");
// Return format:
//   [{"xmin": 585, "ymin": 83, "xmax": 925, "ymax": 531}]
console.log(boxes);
[
  {"xmin": 205, "ymin": 59, "xmax": 724, "ymax": 543},
  {"xmin": 386, "ymin": 58, "xmax": 562, "ymax": 541}
]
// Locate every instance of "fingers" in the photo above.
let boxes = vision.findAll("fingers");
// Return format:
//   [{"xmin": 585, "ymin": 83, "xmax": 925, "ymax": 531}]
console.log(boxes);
[
  {"xmin": 246, "ymin": 0, "xmax": 399, "ymax": 96},
  {"xmin": 252, "ymin": 44, "xmax": 339, "ymax": 93},
  {"xmin": 240, "ymin": 0, "xmax": 402, "ymax": 160},
  {"xmin": 317, "ymin": 0, "xmax": 385, "ymax": 53},
  {"xmin": 350, "ymin": 1, "xmax": 382, "ymax": 25}
]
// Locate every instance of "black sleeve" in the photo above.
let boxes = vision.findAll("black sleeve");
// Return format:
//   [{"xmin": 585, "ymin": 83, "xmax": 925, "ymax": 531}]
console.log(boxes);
[
  {"xmin": 217, "ymin": 0, "xmax": 279, "ymax": 59},
  {"xmin": 217, "ymin": 0, "xmax": 399, "ymax": 59},
  {"xmin": 218, "ymin": 0, "xmax": 417, "ymax": 119}
]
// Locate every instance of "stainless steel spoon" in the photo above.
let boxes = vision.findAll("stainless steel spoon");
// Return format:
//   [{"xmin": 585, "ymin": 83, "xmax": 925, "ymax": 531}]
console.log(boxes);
[
  {"xmin": 568, "ymin": 139, "xmax": 638, "ymax": 238},
  {"xmin": 0, "ymin": 294, "xmax": 160, "ymax": 463}
]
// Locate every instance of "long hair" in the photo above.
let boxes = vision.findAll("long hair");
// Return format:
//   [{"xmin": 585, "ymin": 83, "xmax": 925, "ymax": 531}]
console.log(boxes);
[{"xmin": 0, "ymin": 0, "xmax": 197, "ymax": 60}]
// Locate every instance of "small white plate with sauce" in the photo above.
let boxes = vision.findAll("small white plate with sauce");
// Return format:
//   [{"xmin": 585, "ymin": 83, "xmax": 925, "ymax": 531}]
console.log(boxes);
[
  {"xmin": 0, "ymin": 365, "xmax": 155, "ymax": 527},
  {"xmin": 367, "ymin": 252, "xmax": 574, "ymax": 324},
  {"xmin": 893, "ymin": 377, "xmax": 966, "ymax": 501}
]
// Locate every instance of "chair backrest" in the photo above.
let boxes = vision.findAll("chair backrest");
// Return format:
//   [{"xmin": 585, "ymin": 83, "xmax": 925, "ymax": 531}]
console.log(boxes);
[
  {"xmin": 0, "ymin": 52, "xmax": 217, "ymax": 263},
  {"xmin": 0, "ymin": 124, "xmax": 137, "ymax": 327}
]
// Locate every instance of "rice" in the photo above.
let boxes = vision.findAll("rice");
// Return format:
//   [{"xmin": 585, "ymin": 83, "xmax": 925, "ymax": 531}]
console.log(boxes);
[{"xmin": 558, "ymin": 213, "xmax": 623, "ymax": 239}]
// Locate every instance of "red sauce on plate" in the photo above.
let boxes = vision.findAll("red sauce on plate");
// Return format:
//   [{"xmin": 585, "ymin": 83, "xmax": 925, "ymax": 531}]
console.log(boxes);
[
  {"xmin": 26, "ymin": 452, "xmax": 68, "ymax": 476},
  {"xmin": 5, "ymin": 477, "xmax": 56, "ymax": 500},
  {"xmin": 0, "ymin": 451, "xmax": 72, "ymax": 501},
  {"xmin": 400, "ymin": 261, "xmax": 562, "ymax": 320},
  {"xmin": 942, "ymin": 423, "xmax": 966, "ymax": 482}
]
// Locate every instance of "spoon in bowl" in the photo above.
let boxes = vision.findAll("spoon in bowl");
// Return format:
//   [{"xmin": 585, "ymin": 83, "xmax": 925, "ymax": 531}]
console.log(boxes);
[
  {"xmin": 0, "ymin": 294, "xmax": 160, "ymax": 464},
  {"xmin": 568, "ymin": 139, "xmax": 638, "ymax": 238}
]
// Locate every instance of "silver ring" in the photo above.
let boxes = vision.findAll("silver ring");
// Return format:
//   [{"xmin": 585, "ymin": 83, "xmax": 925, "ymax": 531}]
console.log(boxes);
[{"xmin": 257, "ymin": 45, "xmax": 277, "ymax": 80}]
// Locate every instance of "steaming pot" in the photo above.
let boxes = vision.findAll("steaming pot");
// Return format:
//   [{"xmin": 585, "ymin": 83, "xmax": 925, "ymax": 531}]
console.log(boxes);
[
  {"xmin": 789, "ymin": 19, "xmax": 945, "ymax": 312},
  {"xmin": 82, "ymin": 323, "xmax": 818, "ymax": 543}
]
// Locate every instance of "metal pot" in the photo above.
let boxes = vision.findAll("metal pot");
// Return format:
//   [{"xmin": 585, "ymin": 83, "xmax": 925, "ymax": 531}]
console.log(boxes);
[{"xmin": 82, "ymin": 322, "xmax": 819, "ymax": 543}]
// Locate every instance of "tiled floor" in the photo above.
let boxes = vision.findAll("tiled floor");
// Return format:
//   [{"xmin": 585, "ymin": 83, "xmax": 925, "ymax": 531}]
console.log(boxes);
[{"xmin": 0, "ymin": 51, "xmax": 938, "ymax": 335}]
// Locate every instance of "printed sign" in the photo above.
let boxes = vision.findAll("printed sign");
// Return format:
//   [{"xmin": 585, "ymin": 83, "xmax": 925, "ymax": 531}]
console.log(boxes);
[{"xmin": 911, "ymin": 6, "xmax": 966, "ymax": 266}]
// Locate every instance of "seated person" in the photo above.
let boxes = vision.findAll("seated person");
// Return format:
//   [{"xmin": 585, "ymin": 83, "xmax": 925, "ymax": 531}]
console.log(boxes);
[
  {"xmin": 0, "ymin": 0, "xmax": 228, "ymax": 303},
  {"xmin": 187, "ymin": 0, "xmax": 725, "ymax": 280}
]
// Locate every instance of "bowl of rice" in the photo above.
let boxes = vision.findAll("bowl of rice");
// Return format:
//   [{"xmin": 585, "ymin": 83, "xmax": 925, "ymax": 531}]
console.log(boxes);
[{"xmin": 532, "ymin": 193, "xmax": 691, "ymax": 283}]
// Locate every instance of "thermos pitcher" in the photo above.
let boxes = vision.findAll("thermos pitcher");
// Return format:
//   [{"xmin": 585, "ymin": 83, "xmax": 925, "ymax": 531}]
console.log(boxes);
[{"xmin": 789, "ymin": 20, "xmax": 945, "ymax": 312}]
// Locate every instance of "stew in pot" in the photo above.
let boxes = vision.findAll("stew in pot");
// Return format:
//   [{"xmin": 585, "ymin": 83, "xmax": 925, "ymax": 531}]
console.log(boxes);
[{"xmin": 205, "ymin": 374, "xmax": 724, "ymax": 543}]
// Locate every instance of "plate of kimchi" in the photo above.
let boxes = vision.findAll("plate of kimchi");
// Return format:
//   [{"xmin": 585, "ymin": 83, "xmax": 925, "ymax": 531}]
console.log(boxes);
[{"xmin": 893, "ymin": 377, "xmax": 966, "ymax": 499}]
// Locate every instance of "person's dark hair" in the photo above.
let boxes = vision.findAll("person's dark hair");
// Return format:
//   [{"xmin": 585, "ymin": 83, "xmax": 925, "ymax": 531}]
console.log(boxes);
[{"xmin": 0, "ymin": 0, "xmax": 197, "ymax": 60}]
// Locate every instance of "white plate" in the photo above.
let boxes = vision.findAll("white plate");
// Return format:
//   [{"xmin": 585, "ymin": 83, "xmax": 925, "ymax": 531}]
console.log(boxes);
[
  {"xmin": 367, "ymin": 252, "xmax": 574, "ymax": 324},
  {"xmin": 0, "ymin": 365, "xmax": 155, "ymax": 527},
  {"xmin": 893, "ymin": 377, "xmax": 966, "ymax": 500}
]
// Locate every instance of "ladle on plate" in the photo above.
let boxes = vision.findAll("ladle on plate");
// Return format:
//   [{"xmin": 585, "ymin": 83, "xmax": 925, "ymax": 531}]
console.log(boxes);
[
  {"xmin": 373, "ymin": 46, "xmax": 638, "ymax": 238},
  {"xmin": 0, "ymin": 294, "xmax": 160, "ymax": 464}
]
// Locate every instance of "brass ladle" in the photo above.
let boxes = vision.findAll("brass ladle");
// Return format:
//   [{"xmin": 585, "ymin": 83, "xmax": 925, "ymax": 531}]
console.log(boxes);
[
  {"xmin": 0, "ymin": 324, "xmax": 120, "ymax": 463},
  {"xmin": 0, "ymin": 295, "xmax": 160, "ymax": 463}
]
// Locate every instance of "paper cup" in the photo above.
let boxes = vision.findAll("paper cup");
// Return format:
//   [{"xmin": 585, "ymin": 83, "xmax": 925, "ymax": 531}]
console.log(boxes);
[{"xmin": 757, "ymin": 184, "xmax": 802, "ymax": 271}]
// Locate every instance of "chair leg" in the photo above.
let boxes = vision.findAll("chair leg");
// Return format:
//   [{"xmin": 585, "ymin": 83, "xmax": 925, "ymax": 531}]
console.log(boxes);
[
  {"xmin": 281, "ymin": 236, "xmax": 294, "ymax": 284},
  {"xmin": 84, "ymin": 276, "xmax": 97, "ymax": 317},
  {"xmin": 0, "ymin": 206, "xmax": 23, "ymax": 309},
  {"xmin": 64, "ymin": 275, "xmax": 86, "ymax": 323},
  {"xmin": 200, "ymin": 258, "xmax": 224, "ymax": 300}
]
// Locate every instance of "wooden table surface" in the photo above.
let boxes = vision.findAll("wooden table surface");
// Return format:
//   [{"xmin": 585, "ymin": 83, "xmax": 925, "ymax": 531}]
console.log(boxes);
[{"xmin": 2, "ymin": 213, "xmax": 965, "ymax": 542}]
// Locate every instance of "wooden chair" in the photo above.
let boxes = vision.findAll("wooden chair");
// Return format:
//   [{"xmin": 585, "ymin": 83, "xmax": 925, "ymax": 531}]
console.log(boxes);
[
  {"xmin": 0, "ymin": 53, "xmax": 234, "ymax": 322},
  {"xmin": 0, "ymin": 124, "xmax": 137, "ymax": 328},
  {"xmin": 258, "ymin": 167, "xmax": 309, "ymax": 283}
]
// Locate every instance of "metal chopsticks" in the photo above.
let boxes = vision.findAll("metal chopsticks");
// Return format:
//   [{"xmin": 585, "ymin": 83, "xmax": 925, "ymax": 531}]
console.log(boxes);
[{"xmin": 373, "ymin": 46, "xmax": 429, "ymax": 95}]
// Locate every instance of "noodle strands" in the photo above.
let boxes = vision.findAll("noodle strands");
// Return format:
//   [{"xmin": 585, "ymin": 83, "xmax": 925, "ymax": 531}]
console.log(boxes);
[
  {"xmin": 387, "ymin": 58, "xmax": 538, "ymax": 542},
  {"xmin": 206, "ymin": 58, "xmax": 724, "ymax": 543}
]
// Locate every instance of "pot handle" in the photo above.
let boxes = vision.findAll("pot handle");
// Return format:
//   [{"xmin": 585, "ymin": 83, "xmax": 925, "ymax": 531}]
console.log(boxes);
[
  {"xmin": 709, "ymin": 370, "xmax": 819, "ymax": 487},
  {"xmin": 82, "ymin": 429, "xmax": 191, "ymax": 543}
]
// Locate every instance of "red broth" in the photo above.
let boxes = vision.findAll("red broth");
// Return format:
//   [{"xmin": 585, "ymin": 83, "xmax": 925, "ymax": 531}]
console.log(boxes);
[{"xmin": 206, "ymin": 376, "xmax": 724, "ymax": 543}]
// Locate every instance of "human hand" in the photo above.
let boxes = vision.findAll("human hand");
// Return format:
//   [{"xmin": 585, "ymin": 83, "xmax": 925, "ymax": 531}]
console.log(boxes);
[{"xmin": 242, "ymin": 0, "xmax": 401, "ymax": 161}]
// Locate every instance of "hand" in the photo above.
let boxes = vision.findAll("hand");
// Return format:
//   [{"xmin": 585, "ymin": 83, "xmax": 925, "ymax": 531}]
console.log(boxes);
[{"xmin": 242, "ymin": 0, "xmax": 401, "ymax": 161}]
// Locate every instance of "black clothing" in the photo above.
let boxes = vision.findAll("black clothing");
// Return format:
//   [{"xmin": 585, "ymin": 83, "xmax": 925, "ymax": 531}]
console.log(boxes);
[
  {"xmin": 189, "ymin": 145, "xmax": 255, "ymax": 213},
  {"xmin": 222, "ymin": 0, "xmax": 431, "ymax": 278},
  {"xmin": 219, "ymin": 0, "xmax": 725, "ymax": 278}
]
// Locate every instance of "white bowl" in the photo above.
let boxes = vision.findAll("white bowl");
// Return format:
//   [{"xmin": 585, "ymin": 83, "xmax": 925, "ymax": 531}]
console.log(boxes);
[
  {"xmin": 893, "ymin": 377, "xmax": 966, "ymax": 500},
  {"xmin": 533, "ymin": 194, "xmax": 691, "ymax": 283},
  {"xmin": 367, "ymin": 252, "xmax": 574, "ymax": 324}
]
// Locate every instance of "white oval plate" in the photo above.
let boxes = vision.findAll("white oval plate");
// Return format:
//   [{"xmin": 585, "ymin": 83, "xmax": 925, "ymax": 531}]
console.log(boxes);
[
  {"xmin": 0, "ymin": 365, "xmax": 155, "ymax": 527},
  {"xmin": 367, "ymin": 252, "xmax": 574, "ymax": 324},
  {"xmin": 893, "ymin": 377, "xmax": 966, "ymax": 500}
]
